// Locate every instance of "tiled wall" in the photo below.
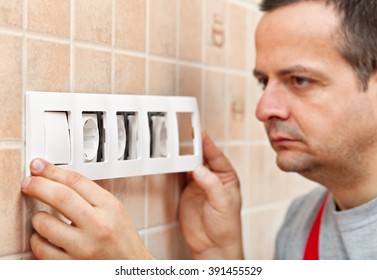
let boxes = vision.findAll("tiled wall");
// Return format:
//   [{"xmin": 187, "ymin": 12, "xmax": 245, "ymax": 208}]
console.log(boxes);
[{"xmin": 0, "ymin": 0, "xmax": 316, "ymax": 260}]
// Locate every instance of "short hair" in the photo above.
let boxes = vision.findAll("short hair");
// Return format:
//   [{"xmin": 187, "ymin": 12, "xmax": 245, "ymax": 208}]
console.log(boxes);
[{"xmin": 260, "ymin": 0, "xmax": 377, "ymax": 90}]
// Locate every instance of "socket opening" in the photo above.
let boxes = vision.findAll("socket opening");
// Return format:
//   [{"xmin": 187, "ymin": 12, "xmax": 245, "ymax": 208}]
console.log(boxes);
[
  {"xmin": 116, "ymin": 112, "xmax": 138, "ymax": 160},
  {"xmin": 82, "ymin": 111, "xmax": 106, "ymax": 163},
  {"xmin": 177, "ymin": 112, "xmax": 194, "ymax": 156},
  {"xmin": 148, "ymin": 112, "xmax": 168, "ymax": 158}
]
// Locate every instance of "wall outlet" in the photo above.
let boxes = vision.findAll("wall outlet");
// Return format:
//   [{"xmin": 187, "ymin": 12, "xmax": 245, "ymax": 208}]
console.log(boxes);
[
  {"xmin": 148, "ymin": 112, "xmax": 167, "ymax": 158},
  {"xmin": 26, "ymin": 92, "xmax": 202, "ymax": 179},
  {"xmin": 82, "ymin": 113, "xmax": 99, "ymax": 163}
]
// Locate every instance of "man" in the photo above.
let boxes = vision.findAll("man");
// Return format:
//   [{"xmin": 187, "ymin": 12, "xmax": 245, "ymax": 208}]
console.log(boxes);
[{"xmin": 21, "ymin": 0, "xmax": 377, "ymax": 259}]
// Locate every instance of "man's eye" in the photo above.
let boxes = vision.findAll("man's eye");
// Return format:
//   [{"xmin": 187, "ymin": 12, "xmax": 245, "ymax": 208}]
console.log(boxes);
[
  {"xmin": 257, "ymin": 77, "xmax": 268, "ymax": 90},
  {"xmin": 292, "ymin": 76, "xmax": 311, "ymax": 88}
]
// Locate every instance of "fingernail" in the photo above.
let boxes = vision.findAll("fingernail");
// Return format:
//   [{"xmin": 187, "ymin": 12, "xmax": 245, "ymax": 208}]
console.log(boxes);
[
  {"xmin": 21, "ymin": 177, "xmax": 32, "ymax": 189},
  {"xmin": 31, "ymin": 159, "xmax": 45, "ymax": 173},
  {"xmin": 194, "ymin": 165, "xmax": 206, "ymax": 179}
]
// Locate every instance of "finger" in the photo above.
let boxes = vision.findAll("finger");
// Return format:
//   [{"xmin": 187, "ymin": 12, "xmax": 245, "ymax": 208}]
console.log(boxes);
[
  {"xmin": 31, "ymin": 233, "xmax": 72, "ymax": 260},
  {"xmin": 202, "ymin": 132, "xmax": 235, "ymax": 173},
  {"xmin": 32, "ymin": 211, "xmax": 80, "ymax": 253},
  {"xmin": 28, "ymin": 158, "xmax": 111, "ymax": 206},
  {"xmin": 192, "ymin": 165, "xmax": 232, "ymax": 212},
  {"xmin": 22, "ymin": 176, "xmax": 95, "ymax": 227}
]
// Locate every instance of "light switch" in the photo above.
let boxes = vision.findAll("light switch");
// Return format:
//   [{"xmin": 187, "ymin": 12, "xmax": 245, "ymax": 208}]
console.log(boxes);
[{"xmin": 44, "ymin": 111, "xmax": 71, "ymax": 164}]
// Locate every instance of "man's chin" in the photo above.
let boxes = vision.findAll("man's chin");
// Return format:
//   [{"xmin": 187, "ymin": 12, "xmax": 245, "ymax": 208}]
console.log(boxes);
[{"xmin": 275, "ymin": 152, "xmax": 312, "ymax": 173}]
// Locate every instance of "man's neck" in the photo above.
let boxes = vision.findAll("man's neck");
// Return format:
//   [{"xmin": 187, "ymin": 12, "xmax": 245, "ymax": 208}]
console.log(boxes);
[{"xmin": 302, "ymin": 162, "xmax": 377, "ymax": 210}]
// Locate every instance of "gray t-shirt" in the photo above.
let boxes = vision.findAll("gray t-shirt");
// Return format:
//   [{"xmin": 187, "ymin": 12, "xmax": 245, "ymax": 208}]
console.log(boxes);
[{"xmin": 275, "ymin": 186, "xmax": 377, "ymax": 259}]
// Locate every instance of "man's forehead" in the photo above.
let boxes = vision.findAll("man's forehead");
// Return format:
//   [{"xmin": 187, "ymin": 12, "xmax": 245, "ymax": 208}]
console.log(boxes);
[{"xmin": 256, "ymin": 1, "xmax": 340, "ymax": 36}]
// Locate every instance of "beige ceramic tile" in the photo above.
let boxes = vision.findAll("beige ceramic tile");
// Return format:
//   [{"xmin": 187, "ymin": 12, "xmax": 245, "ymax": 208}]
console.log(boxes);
[
  {"xmin": 114, "ymin": 54, "xmax": 145, "ymax": 94},
  {"xmin": 263, "ymin": 146, "xmax": 299, "ymax": 202},
  {"xmin": 175, "ymin": 225, "xmax": 192, "ymax": 259},
  {"xmin": 243, "ymin": 145, "xmax": 265, "ymax": 208},
  {"xmin": 178, "ymin": 65, "xmax": 202, "ymax": 112},
  {"xmin": 0, "ymin": 34, "xmax": 22, "ymax": 139},
  {"xmin": 115, "ymin": 0, "xmax": 146, "ymax": 51},
  {"xmin": 75, "ymin": 0, "xmax": 112, "ymax": 44},
  {"xmin": 225, "ymin": 146, "xmax": 246, "ymax": 195},
  {"xmin": 28, "ymin": 0, "xmax": 70, "ymax": 37},
  {"xmin": 178, "ymin": 66, "xmax": 202, "ymax": 131},
  {"xmin": 148, "ymin": 60, "xmax": 176, "ymax": 95},
  {"xmin": 248, "ymin": 10, "xmax": 264, "ymax": 70},
  {"xmin": 147, "ymin": 174, "xmax": 179, "ymax": 227},
  {"xmin": 0, "ymin": 149, "xmax": 22, "ymax": 256},
  {"xmin": 149, "ymin": 0, "xmax": 176, "ymax": 57},
  {"xmin": 204, "ymin": 70, "xmax": 226, "ymax": 141},
  {"xmin": 74, "ymin": 47, "xmax": 111, "ymax": 93},
  {"xmin": 249, "ymin": 77, "xmax": 267, "ymax": 141},
  {"xmin": 113, "ymin": 177, "xmax": 146, "ymax": 230},
  {"xmin": 228, "ymin": 75, "xmax": 246, "ymax": 140},
  {"xmin": 263, "ymin": 146, "xmax": 314, "ymax": 203},
  {"xmin": 0, "ymin": 0, "xmax": 22, "ymax": 27},
  {"xmin": 179, "ymin": 0, "xmax": 202, "ymax": 61},
  {"xmin": 244, "ymin": 144, "xmax": 315, "ymax": 209},
  {"xmin": 242, "ymin": 206, "xmax": 288, "ymax": 259},
  {"xmin": 146, "ymin": 226, "xmax": 176, "ymax": 259},
  {"xmin": 205, "ymin": 0, "xmax": 226, "ymax": 66},
  {"xmin": 94, "ymin": 179, "xmax": 113, "ymax": 193},
  {"xmin": 28, "ymin": 40, "xmax": 70, "ymax": 92},
  {"xmin": 228, "ymin": 4, "xmax": 247, "ymax": 70}
]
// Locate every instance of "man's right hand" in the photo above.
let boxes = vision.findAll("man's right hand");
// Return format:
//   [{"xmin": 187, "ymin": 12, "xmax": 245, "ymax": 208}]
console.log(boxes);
[{"xmin": 179, "ymin": 132, "xmax": 244, "ymax": 259}]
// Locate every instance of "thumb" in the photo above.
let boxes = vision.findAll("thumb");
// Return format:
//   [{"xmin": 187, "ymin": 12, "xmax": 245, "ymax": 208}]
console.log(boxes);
[{"xmin": 193, "ymin": 165, "xmax": 232, "ymax": 212}]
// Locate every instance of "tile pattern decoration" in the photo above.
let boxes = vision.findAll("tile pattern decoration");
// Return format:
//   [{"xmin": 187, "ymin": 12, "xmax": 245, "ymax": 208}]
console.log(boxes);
[{"xmin": 0, "ymin": 0, "xmax": 316, "ymax": 260}]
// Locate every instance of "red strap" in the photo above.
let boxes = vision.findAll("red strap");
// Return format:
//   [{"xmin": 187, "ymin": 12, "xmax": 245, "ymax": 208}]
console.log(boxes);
[{"xmin": 303, "ymin": 192, "xmax": 330, "ymax": 260}]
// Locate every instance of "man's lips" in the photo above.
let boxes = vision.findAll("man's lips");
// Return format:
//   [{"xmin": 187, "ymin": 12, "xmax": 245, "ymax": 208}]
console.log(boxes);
[
  {"xmin": 269, "ymin": 135, "xmax": 300, "ymax": 147},
  {"xmin": 269, "ymin": 135, "xmax": 296, "ymax": 142}
]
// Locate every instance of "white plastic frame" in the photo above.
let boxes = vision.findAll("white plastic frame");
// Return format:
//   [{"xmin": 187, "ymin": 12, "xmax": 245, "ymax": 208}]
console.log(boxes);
[{"xmin": 25, "ymin": 91, "xmax": 202, "ymax": 179}]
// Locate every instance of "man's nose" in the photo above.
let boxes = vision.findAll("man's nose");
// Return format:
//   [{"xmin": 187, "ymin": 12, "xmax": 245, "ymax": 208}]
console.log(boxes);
[{"xmin": 255, "ymin": 83, "xmax": 290, "ymax": 122}]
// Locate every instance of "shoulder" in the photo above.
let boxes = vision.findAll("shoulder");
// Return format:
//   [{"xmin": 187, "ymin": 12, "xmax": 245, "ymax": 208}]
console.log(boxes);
[{"xmin": 274, "ymin": 186, "xmax": 327, "ymax": 259}]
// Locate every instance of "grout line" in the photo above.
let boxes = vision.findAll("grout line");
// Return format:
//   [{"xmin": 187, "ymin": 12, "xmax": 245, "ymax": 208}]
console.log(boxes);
[
  {"xmin": 0, "ymin": 26, "xmax": 23, "ymax": 36},
  {"xmin": 144, "ymin": 0, "xmax": 151, "ymax": 245},
  {"xmin": 0, "ymin": 252, "xmax": 34, "ymax": 260},
  {"xmin": 139, "ymin": 221, "xmax": 179, "ymax": 236},
  {"xmin": 145, "ymin": 0, "xmax": 150, "ymax": 95},
  {"xmin": 201, "ymin": 0, "xmax": 207, "ymax": 128},
  {"xmin": 0, "ymin": 140, "xmax": 24, "ymax": 149},
  {"xmin": 70, "ymin": 0, "xmax": 75, "ymax": 92},
  {"xmin": 113, "ymin": 47, "xmax": 146, "ymax": 58},
  {"xmin": 74, "ymin": 40, "xmax": 113, "ymax": 53},
  {"xmin": 25, "ymin": 31, "xmax": 70, "ymax": 45},
  {"xmin": 21, "ymin": 0, "xmax": 28, "ymax": 254},
  {"xmin": 111, "ymin": 0, "xmax": 116, "ymax": 94},
  {"xmin": 228, "ymin": 0, "xmax": 261, "ymax": 10},
  {"xmin": 224, "ymin": 0, "xmax": 230, "ymax": 142},
  {"xmin": 175, "ymin": 0, "xmax": 180, "ymax": 96},
  {"xmin": 144, "ymin": 177, "xmax": 149, "ymax": 247}
]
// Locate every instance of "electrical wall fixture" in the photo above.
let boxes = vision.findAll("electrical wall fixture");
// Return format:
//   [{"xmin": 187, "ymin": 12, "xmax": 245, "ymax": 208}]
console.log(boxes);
[{"xmin": 25, "ymin": 92, "xmax": 202, "ymax": 180}]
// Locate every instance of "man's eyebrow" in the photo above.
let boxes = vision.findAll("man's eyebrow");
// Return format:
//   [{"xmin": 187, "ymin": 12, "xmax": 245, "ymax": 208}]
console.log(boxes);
[
  {"xmin": 253, "ymin": 65, "xmax": 326, "ymax": 79},
  {"xmin": 277, "ymin": 65, "xmax": 319, "ymax": 76},
  {"xmin": 253, "ymin": 69, "xmax": 266, "ymax": 78}
]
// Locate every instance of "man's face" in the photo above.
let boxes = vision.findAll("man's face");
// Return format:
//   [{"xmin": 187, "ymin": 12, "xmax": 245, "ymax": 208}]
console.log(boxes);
[{"xmin": 254, "ymin": 2, "xmax": 377, "ymax": 183}]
